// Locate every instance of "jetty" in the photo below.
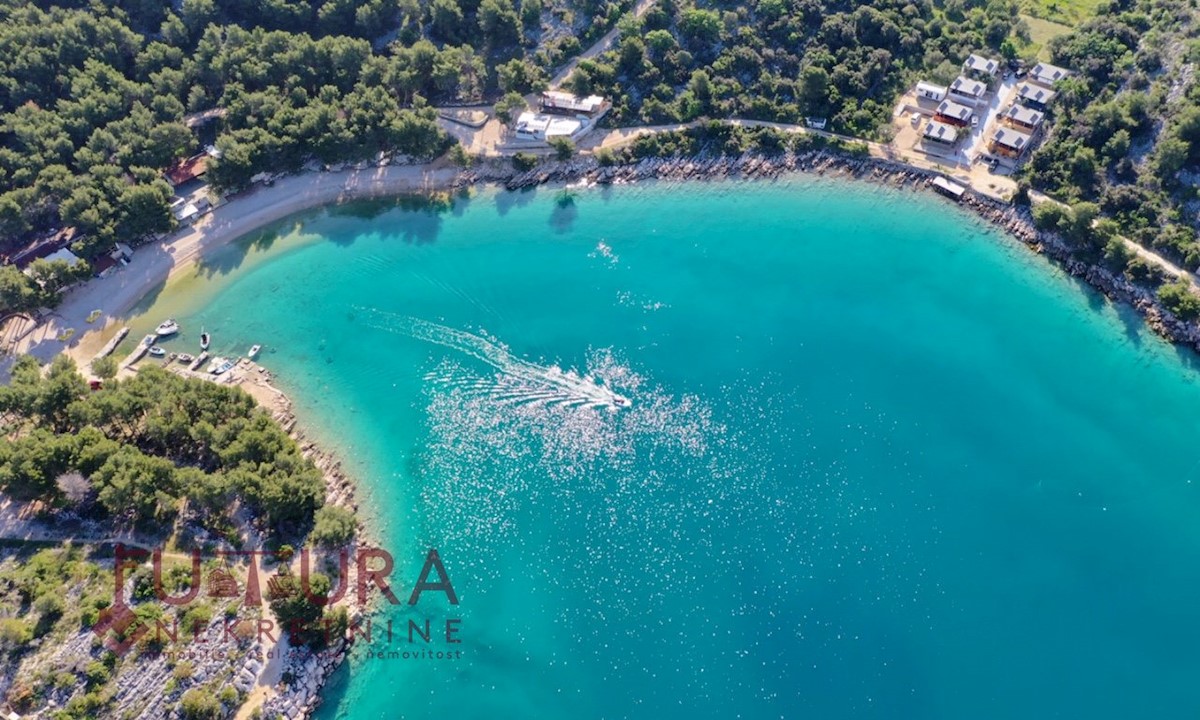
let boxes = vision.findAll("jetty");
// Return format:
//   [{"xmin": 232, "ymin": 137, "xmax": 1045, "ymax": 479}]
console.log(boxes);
[
  {"xmin": 120, "ymin": 336, "xmax": 152, "ymax": 368},
  {"xmin": 95, "ymin": 327, "xmax": 129, "ymax": 359}
]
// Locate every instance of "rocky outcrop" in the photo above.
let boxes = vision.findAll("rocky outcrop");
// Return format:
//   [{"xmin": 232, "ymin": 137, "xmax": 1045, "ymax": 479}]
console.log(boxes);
[{"xmin": 260, "ymin": 642, "xmax": 347, "ymax": 720}]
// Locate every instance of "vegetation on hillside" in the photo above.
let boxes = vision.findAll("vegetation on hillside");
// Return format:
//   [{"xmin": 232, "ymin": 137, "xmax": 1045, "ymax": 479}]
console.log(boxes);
[
  {"xmin": 1022, "ymin": 0, "xmax": 1200, "ymax": 281},
  {"xmin": 0, "ymin": 356, "xmax": 325, "ymax": 538},
  {"xmin": 0, "ymin": 0, "xmax": 624, "ymax": 262},
  {"xmin": 566, "ymin": 0, "xmax": 1025, "ymax": 135}
]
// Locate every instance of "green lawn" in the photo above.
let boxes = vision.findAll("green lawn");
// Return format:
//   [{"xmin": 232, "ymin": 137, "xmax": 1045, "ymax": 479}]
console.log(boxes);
[
  {"xmin": 1020, "ymin": 0, "xmax": 1106, "ymax": 25},
  {"xmin": 1019, "ymin": 14, "xmax": 1074, "ymax": 60}
]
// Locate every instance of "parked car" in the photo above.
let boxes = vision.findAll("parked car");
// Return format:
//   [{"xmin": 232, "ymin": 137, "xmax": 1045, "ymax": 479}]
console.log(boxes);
[{"xmin": 971, "ymin": 115, "xmax": 979, "ymax": 128}]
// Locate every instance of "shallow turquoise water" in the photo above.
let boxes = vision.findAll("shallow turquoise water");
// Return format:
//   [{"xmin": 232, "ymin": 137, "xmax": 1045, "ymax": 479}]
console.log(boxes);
[{"xmin": 147, "ymin": 178, "xmax": 1200, "ymax": 718}]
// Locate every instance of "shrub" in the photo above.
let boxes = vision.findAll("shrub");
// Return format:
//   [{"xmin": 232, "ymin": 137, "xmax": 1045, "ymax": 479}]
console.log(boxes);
[
  {"xmin": 548, "ymin": 136, "xmax": 575, "ymax": 161},
  {"xmin": 180, "ymin": 688, "xmax": 221, "ymax": 720},
  {"xmin": 84, "ymin": 660, "xmax": 110, "ymax": 688},
  {"xmin": 173, "ymin": 660, "xmax": 194, "ymax": 681},
  {"xmin": 90, "ymin": 356, "xmax": 117, "ymax": 380},
  {"xmin": 0, "ymin": 618, "xmax": 32, "ymax": 647},
  {"xmin": 512, "ymin": 152, "xmax": 538, "ymax": 171},
  {"xmin": 1157, "ymin": 280, "xmax": 1200, "ymax": 320},
  {"xmin": 310, "ymin": 506, "xmax": 356, "ymax": 548}
]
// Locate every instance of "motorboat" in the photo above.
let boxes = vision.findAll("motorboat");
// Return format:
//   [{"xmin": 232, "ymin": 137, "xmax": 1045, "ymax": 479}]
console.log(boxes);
[
  {"xmin": 155, "ymin": 319, "xmax": 180, "ymax": 336},
  {"xmin": 142, "ymin": 334, "xmax": 157, "ymax": 347},
  {"xmin": 200, "ymin": 329, "xmax": 210, "ymax": 351},
  {"xmin": 247, "ymin": 344, "xmax": 261, "ymax": 359},
  {"xmin": 177, "ymin": 353, "xmax": 194, "ymax": 364},
  {"xmin": 208, "ymin": 357, "xmax": 233, "ymax": 375},
  {"xmin": 148, "ymin": 346, "xmax": 166, "ymax": 357}
]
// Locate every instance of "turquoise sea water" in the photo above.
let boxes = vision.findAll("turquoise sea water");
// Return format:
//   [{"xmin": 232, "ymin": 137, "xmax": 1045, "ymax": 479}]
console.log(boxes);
[{"xmin": 137, "ymin": 177, "xmax": 1200, "ymax": 718}]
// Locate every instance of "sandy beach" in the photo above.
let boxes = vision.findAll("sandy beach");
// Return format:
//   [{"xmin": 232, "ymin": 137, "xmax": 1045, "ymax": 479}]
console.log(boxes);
[{"xmin": 6, "ymin": 163, "xmax": 461, "ymax": 372}]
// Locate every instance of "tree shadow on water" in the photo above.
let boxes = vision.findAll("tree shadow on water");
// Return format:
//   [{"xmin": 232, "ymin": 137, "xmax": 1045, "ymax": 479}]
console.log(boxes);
[
  {"xmin": 329, "ymin": 194, "xmax": 457, "ymax": 246},
  {"xmin": 196, "ymin": 226, "xmax": 283, "ymax": 278},
  {"xmin": 495, "ymin": 186, "xmax": 537, "ymax": 216},
  {"xmin": 549, "ymin": 190, "xmax": 579, "ymax": 234},
  {"xmin": 1066, "ymin": 273, "xmax": 1146, "ymax": 348}
]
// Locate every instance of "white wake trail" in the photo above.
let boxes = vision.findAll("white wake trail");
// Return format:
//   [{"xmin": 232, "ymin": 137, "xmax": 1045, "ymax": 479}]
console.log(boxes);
[{"xmin": 362, "ymin": 310, "xmax": 632, "ymax": 410}]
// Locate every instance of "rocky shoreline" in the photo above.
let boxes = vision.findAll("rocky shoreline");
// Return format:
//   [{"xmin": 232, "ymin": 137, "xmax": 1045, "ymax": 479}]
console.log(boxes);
[
  {"xmin": 239, "ymin": 148, "xmax": 1200, "ymax": 720},
  {"xmin": 232, "ymin": 369, "xmax": 365, "ymax": 720}
]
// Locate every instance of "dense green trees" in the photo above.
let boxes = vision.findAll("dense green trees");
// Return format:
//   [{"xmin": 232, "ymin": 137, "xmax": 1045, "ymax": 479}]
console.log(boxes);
[
  {"xmin": 567, "ymin": 0, "xmax": 1021, "ymax": 135},
  {"xmin": 0, "ymin": 356, "xmax": 325, "ymax": 537},
  {"xmin": 4, "ymin": 0, "xmax": 635, "ymax": 252}
]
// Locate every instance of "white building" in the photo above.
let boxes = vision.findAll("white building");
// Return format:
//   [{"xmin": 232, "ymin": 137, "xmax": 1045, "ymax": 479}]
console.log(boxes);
[
  {"xmin": 915, "ymin": 81, "xmax": 947, "ymax": 102},
  {"xmin": 513, "ymin": 112, "xmax": 586, "ymax": 143},
  {"xmin": 540, "ymin": 91, "xmax": 609, "ymax": 117}
]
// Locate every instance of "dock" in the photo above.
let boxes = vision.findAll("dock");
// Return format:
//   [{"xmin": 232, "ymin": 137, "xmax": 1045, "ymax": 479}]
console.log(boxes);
[
  {"xmin": 120, "ymin": 337, "xmax": 151, "ymax": 368},
  {"xmin": 95, "ymin": 327, "xmax": 129, "ymax": 359}
]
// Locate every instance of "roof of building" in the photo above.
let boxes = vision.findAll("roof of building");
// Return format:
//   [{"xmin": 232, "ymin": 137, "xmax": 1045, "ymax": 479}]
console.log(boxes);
[
  {"xmin": 922, "ymin": 120, "xmax": 959, "ymax": 142},
  {"xmin": 935, "ymin": 99, "xmax": 973, "ymax": 121},
  {"xmin": 173, "ymin": 202, "xmax": 201, "ymax": 222},
  {"xmin": 1003, "ymin": 104, "xmax": 1045, "ymax": 126},
  {"xmin": 964, "ymin": 54, "xmax": 1000, "ymax": 75},
  {"xmin": 514, "ymin": 112, "xmax": 583, "ymax": 139},
  {"xmin": 42, "ymin": 247, "xmax": 83, "ymax": 266},
  {"xmin": 950, "ymin": 76, "xmax": 986, "ymax": 98},
  {"xmin": 164, "ymin": 154, "xmax": 208, "ymax": 186},
  {"xmin": 1030, "ymin": 62, "xmax": 1071, "ymax": 86},
  {"xmin": 932, "ymin": 176, "xmax": 966, "ymax": 197},
  {"xmin": 992, "ymin": 126, "xmax": 1033, "ymax": 150},
  {"xmin": 1017, "ymin": 83, "xmax": 1056, "ymax": 105},
  {"xmin": 540, "ymin": 91, "xmax": 607, "ymax": 114},
  {"xmin": 92, "ymin": 253, "xmax": 117, "ymax": 275},
  {"xmin": 916, "ymin": 81, "xmax": 947, "ymax": 96}
]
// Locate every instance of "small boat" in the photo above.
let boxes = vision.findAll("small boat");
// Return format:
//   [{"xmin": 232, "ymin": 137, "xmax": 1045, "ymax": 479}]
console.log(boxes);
[
  {"xmin": 142, "ymin": 334, "xmax": 157, "ymax": 347},
  {"xmin": 177, "ymin": 353, "xmax": 194, "ymax": 364},
  {"xmin": 148, "ymin": 346, "xmax": 166, "ymax": 357},
  {"xmin": 200, "ymin": 330, "xmax": 210, "ymax": 351},
  {"xmin": 247, "ymin": 344, "xmax": 261, "ymax": 359},
  {"xmin": 155, "ymin": 319, "xmax": 180, "ymax": 336},
  {"xmin": 208, "ymin": 357, "xmax": 233, "ymax": 375},
  {"xmin": 613, "ymin": 396, "xmax": 630, "ymax": 408}
]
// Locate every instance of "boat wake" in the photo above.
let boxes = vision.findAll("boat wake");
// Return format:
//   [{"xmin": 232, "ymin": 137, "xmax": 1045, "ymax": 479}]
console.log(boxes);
[{"xmin": 359, "ymin": 310, "xmax": 632, "ymax": 410}]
